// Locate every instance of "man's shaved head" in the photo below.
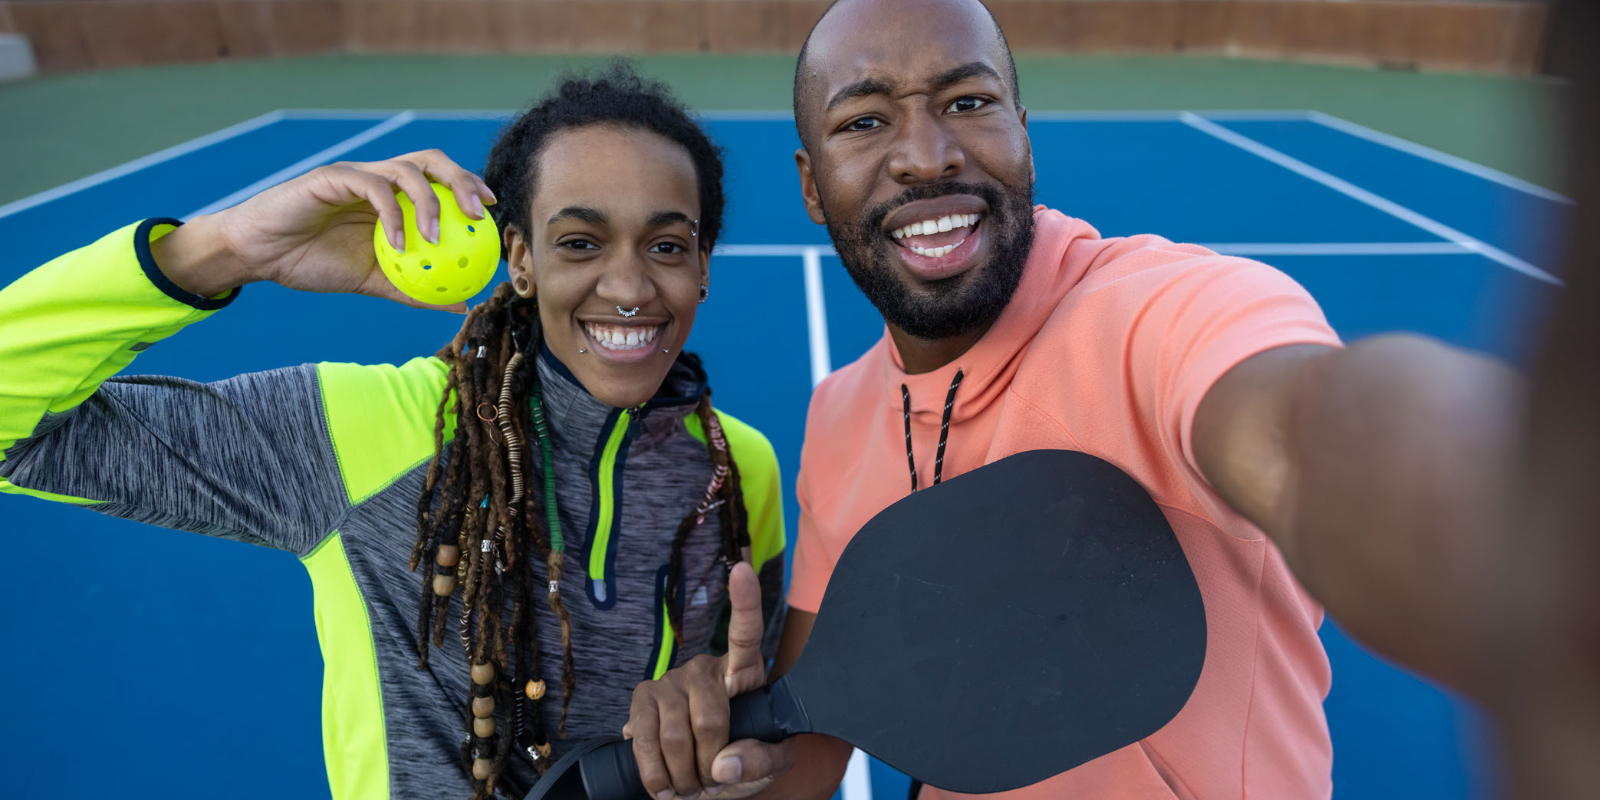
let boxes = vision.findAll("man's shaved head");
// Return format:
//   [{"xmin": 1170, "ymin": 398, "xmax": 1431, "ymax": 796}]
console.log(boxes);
[
  {"xmin": 793, "ymin": 0, "xmax": 1020, "ymax": 151},
  {"xmin": 786, "ymin": 0, "xmax": 1036, "ymax": 349}
]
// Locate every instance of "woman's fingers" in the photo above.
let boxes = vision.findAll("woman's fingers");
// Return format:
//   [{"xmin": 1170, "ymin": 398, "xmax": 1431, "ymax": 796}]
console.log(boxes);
[
  {"xmin": 686, "ymin": 668, "xmax": 732, "ymax": 789},
  {"xmin": 722, "ymin": 562, "xmax": 767, "ymax": 696},
  {"xmin": 399, "ymin": 148, "xmax": 496, "ymax": 219},
  {"xmin": 656, "ymin": 689, "xmax": 704, "ymax": 798},
  {"xmin": 371, "ymin": 159, "xmax": 441, "ymax": 245},
  {"xmin": 629, "ymin": 693, "xmax": 675, "ymax": 800}
]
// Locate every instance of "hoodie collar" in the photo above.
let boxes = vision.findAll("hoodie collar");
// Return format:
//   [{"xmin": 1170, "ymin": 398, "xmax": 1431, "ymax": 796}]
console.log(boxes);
[
  {"xmin": 885, "ymin": 207, "xmax": 1098, "ymax": 424},
  {"xmin": 536, "ymin": 343, "xmax": 708, "ymax": 451}
]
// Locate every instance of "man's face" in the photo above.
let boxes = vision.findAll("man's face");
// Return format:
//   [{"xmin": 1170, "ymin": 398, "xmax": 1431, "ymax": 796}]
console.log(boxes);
[{"xmin": 796, "ymin": 0, "xmax": 1036, "ymax": 341}]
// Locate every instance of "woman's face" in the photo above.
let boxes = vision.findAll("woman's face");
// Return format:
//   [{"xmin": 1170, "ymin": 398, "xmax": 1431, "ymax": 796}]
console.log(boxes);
[{"xmin": 505, "ymin": 125, "xmax": 710, "ymax": 409}]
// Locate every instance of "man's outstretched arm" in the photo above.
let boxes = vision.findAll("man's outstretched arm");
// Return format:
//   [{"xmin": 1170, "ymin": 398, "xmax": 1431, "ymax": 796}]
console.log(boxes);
[{"xmin": 1192, "ymin": 336, "xmax": 1522, "ymax": 694}]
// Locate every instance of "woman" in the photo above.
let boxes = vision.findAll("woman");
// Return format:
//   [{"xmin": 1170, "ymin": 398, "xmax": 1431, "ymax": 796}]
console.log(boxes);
[{"xmin": 0, "ymin": 66, "xmax": 785, "ymax": 800}]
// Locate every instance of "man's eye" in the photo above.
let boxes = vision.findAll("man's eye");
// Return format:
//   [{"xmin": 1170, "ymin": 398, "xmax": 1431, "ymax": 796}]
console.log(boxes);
[
  {"xmin": 560, "ymin": 239, "xmax": 598, "ymax": 251},
  {"xmin": 650, "ymin": 242, "xmax": 685, "ymax": 255},
  {"xmin": 844, "ymin": 117, "xmax": 882, "ymax": 132},
  {"xmin": 948, "ymin": 97, "xmax": 988, "ymax": 113}
]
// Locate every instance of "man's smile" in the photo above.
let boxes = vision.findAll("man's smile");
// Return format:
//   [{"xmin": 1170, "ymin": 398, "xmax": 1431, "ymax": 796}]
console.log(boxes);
[{"xmin": 881, "ymin": 194, "xmax": 993, "ymax": 282}]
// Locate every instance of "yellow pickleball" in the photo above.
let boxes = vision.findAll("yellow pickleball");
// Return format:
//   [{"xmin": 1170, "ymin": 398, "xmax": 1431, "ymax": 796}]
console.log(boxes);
[{"xmin": 373, "ymin": 182, "xmax": 500, "ymax": 305}]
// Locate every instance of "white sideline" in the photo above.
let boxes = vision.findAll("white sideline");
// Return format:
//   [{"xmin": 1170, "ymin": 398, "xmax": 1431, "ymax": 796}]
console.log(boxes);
[
  {"xmin": 0, "ymin": 110, "xmax": 287, "ymax": 220},
  {"xmin": 1307, "ymin": 111, "xmax": 1572, "ymax": 205},
  {"xmin": 182, "ymin": 112, "xmax": 416, "ymax": 220},
  {"xmin": 1179, "ymin": 112, "xmax": 1562, "ymax": 286},
  {"xmin": 718, "ymin": 242, "xmax": 1476, "ymax": 258},
  {"xmin": 802, "ymin": 246, "xmax": 834, "ymax": 387}
]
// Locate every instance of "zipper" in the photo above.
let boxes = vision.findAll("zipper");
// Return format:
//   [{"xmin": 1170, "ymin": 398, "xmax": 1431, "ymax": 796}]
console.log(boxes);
[{"xmin": 584, "ymin": 405, "xmax": 641, "ymax": 608}]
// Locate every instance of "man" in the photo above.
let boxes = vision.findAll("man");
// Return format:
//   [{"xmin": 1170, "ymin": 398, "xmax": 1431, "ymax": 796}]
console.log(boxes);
[{"xmin": 624, "ymin": 0, "xmax": 1539, "ymax": 797}]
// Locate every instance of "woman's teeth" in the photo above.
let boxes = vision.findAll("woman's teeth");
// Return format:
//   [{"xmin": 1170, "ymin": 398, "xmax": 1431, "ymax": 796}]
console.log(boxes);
[
  {"xmin": 890, "ymin": 213, "xmax": 982, "ymax": 241},
  {"xmin": 584, "ymin": 322, "xmax": 661, "ymax": 351}
]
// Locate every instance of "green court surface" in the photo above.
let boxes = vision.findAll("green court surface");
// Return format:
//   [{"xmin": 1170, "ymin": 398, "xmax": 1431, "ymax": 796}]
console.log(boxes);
[{"xmin": 0, "ymin": 52, "xmax": 1570, "ymax": 207}]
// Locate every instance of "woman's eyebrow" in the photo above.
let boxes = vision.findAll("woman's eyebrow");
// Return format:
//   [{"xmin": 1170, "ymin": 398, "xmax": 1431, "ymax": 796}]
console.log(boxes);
[
  {"xmin": 548, "ymin": 206, "xmax": 607, "ymax": 226},
  {"xmin": 646, "ymin": 210, "xmax": 692, "ymax": 228}
]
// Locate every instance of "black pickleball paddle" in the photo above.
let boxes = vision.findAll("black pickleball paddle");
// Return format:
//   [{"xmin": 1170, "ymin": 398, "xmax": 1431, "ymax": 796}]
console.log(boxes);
[{"xmin": 529, "ymin": 449, "xmax": 1206, "ymax": 800}]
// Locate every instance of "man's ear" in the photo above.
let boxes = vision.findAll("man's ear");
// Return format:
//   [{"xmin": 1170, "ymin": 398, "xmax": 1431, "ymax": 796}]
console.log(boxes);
[
  {"xmin": 698, "ymin": 241, "xmax": 711, "ymax": 289},
  {"xmin": 796, "ymin": 147, "xmax": 828, "ymax": 226},
  {"xmin": 1018, "ymin": 104, "xmax": 1028, "ymax": 128}
]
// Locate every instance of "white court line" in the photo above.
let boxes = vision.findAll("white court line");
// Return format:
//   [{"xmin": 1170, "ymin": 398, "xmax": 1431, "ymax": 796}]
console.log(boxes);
[
  {"xmin": 801, "ymin": 246, "xmax": 833, "ymax": 387},
  {"xmin": 843, "ymin": 748, "xmax": 873, "ymax": 800},
  {"xmin": 182, "ymin": 112, "xmax": 416, "ymax": 220},
  {"xmin": 1179, "ymin": 112, "xmax": 1563, "ymax": 286},
  {"xmin": 278, "ymin": 108, "xmax": 1317, "ymax": 124},
  {"xmin": 1307, "ymin": 111, "xmax": 1573, "ymax": 205},
  {"xmin": 718, "ymin": 242, "xmax": 1472, "ymax": 258},
  {"xmin": 0, "ymin": 110, "xmax": 286, "ymax": 221},
  {"xmin": 1203, "ymin": 242, "xmax": 1471, "ymax": 256}
]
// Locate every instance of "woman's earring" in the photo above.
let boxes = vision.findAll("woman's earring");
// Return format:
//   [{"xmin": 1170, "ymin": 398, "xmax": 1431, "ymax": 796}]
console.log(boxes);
[
  {"xmin": 513, "ymin": 276, "xmax": 531, "ymax": 297},
  {"xmin": 698, "ymin": 284, "xmax": 709, "ymax": 304}
]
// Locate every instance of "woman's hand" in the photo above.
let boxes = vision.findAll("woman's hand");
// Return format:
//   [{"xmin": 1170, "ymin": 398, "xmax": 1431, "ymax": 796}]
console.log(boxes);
[
  {"xmin": 152, "ymin": 150, "xmax": 496, "ymax": 310},
  {"xmin": 624, "ymin": 562, "xmax": 798, "ymax": 800}
]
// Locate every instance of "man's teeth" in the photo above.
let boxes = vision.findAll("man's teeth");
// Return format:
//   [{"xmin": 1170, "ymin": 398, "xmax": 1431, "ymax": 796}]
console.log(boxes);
[
  {"xmin": 909, "ymin": 241, "xmax": 961, "ymax": 258},
  {"xmin": 890, "ymin": 213, "xmax": 982, "ymax": 241},
  {"xmin": 584, "ymin": 323, "xmax": 661, "ymax": 350}
]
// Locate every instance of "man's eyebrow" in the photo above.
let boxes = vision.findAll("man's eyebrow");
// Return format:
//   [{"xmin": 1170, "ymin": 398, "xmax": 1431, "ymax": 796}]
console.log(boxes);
[
  {"xmin": 548, "ymin": 206, "xmax": 606, "ymax": 226},
  {"xmin": 931, "ymin": 62, "xmax": 1003, "ymax": 92},
  {"xmin": 825, "ymin": 77, "xmax": 895, "ymax": 113},
  {"xmin": 646, "ymin": 210, "xmax": 692, "ymax": 228}
]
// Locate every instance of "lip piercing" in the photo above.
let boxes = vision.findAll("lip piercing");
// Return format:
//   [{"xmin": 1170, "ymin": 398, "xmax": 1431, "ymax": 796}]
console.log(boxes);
[
  {"xmin": 617, "ymin": 306, "xmax": 639, "ymax": 317},
  {"xmin": 578, "ymin": 348, "xmax": 587, "ymax": 354}
]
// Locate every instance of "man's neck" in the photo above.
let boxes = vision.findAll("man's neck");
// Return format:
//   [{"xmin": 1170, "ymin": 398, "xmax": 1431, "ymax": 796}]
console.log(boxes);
[{"xmin": 889, "ymin": 321, "xmax": 994, "ymax": 375}]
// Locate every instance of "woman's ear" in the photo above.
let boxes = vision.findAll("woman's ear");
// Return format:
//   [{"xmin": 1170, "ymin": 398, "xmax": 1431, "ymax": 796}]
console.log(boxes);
[
  {"xmin": 698, "ymin": 243, "xmax": 711, "ymax": 292},
  {"xmin": 504, "ymin": 225, "xmax": 535, "ymax": 298}
]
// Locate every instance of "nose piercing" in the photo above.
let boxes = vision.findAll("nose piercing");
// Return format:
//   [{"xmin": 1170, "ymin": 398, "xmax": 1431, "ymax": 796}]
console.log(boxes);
[{"xmin": 617, "ymin": 306, "xmax": 639, "ymax": 317}]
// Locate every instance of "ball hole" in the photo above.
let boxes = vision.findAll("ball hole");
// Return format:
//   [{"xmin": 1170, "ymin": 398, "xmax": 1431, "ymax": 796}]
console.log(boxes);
[
  {"xmin": 421, "ymin": 260, "xmax": 432, "ymax": 270},
  {"xmin": 466, "ymin": 225, "xmax": 476, "ymax": 236},
  {"xmin": 436, "ymin": 286, "xmax": 447, "ymax": 293},
  {"xmin": 458, "ymin": 257, "xmax": 469, "ymax": 268}
]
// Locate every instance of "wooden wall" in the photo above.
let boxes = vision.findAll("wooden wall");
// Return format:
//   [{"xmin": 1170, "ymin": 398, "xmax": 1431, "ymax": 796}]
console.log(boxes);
[{"xmin": 0, "ymin": 0, "xmax": 1554, "ymax": 76}]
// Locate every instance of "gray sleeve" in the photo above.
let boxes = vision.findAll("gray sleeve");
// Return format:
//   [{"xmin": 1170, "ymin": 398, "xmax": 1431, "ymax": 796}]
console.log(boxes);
[
  {"xmin": 758, "ymin": 556, "xmax": 788, "ymax": 664},
  {"xmin": 0, "ymin": 364, "xmax": 349, "ymax": 555}
]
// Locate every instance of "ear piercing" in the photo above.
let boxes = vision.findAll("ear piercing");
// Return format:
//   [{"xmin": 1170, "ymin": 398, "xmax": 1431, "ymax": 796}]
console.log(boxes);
[{"xmin": 699, "ymin": 284, "xmax": 708, "ymax": 304}]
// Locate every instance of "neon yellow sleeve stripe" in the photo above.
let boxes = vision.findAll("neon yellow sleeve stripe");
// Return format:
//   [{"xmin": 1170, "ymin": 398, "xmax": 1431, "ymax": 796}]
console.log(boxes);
[
  {"xmin": 302, "ymin": 532, "xmax": 390, "ymax": 800},
  {"xmin": 0, "ymin": 221, "xmax": 228, "ymax": 501},
  {"xmin": 316, "ymin": 357, "xmax": 458, "ymax": 506},
  {"xmin": 0, "ymin": 478, "xmax": 100, "ymax": 505},
  {"xmin": 686, "ymin": 409, "xmax": 786, "ymax": 573}
]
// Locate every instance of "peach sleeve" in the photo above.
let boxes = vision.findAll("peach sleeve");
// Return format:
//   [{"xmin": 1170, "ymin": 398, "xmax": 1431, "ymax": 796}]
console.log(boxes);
[{"xmin": 1131, "ymin": 257, "xmax": 1343, "ymax": 505}]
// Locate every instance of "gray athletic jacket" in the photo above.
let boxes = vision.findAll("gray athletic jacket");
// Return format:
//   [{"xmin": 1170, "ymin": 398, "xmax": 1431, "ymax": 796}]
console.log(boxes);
[{"xmin": 0, "ymin": 220, "xmax": 789, "ymax": 800}]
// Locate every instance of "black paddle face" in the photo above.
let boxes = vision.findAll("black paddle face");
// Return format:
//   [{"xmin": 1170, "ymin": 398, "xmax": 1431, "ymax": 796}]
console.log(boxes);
[{"xmin": 786, "ymin": 449, "xmax": 1206, "ymax": 793}]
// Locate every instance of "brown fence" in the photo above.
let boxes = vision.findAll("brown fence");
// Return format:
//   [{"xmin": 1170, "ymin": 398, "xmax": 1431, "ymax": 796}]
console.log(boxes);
[{"xmin": 0, "ymin": 0, "xmax": 1553, "ymax": 76}]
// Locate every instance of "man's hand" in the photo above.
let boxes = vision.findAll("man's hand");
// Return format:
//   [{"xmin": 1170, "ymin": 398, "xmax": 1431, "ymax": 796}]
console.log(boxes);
[
  {"xmin": 151, "ymin": 149, "xmax": 496, "ymax": 310},
  {"xmin": 623, "ymin": 562, "xmax": 797, "ymax": 800}
]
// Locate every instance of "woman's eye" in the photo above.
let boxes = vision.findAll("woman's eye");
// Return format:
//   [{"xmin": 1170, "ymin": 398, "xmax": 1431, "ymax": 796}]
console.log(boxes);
[
  {"xmin": 650, "ymin": 242, "xmax": 685, "ymax": 255},
  {"xmin": 844, "ymin": 117, "xmax": 882, "ymax": 132},
  {"xmin": 948, "ymin": 97, "xmax": 988, "ymax": 113}
]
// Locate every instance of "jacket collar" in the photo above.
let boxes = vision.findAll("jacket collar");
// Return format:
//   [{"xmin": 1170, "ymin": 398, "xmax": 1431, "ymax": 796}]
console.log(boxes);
[{"xmin": 536, "ymin": 343, "xmax": 707, "ymax": 451}]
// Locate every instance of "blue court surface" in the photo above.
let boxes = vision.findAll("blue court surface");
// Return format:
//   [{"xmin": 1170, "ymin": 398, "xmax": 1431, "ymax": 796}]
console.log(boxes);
[{"xmin": 0, "ymin": 109, "xmax": 1569, "ymax": 799}]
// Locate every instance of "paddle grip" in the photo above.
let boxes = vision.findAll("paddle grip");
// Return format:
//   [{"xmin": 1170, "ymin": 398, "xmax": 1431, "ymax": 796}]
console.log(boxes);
[{"xmin": 580, "ymin": 680, "xmax": 803, "ymax": 800}]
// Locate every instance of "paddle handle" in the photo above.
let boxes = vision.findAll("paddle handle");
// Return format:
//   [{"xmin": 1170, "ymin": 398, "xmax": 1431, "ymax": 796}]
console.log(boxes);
[{"xmin": 580, "ymin": 677, "xmax": 806, "ymax": 800}]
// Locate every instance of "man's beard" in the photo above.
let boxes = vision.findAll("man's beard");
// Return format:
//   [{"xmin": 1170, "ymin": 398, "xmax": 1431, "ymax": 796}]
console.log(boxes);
[{"xmin": 823, "ymin": 178, "xmax": 1035, "ymax": 341}]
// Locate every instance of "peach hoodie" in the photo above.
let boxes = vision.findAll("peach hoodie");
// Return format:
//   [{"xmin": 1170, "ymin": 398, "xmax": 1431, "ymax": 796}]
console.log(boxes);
[{"xmin": 791, "ymin": 207, "xmax": 1344, "ymax": 799}]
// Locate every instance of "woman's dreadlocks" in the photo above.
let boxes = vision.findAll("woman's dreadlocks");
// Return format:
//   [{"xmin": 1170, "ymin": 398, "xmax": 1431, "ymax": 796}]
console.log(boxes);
[{"xmin": 407, "ymin": 62, "xmax": 748, "ymax": 800}]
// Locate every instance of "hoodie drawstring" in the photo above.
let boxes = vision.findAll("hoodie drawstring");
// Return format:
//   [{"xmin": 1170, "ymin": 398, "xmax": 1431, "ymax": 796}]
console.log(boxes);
[{"xmin": 900, "ymin": 369, "xmax": 965, "ymax": 492}]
